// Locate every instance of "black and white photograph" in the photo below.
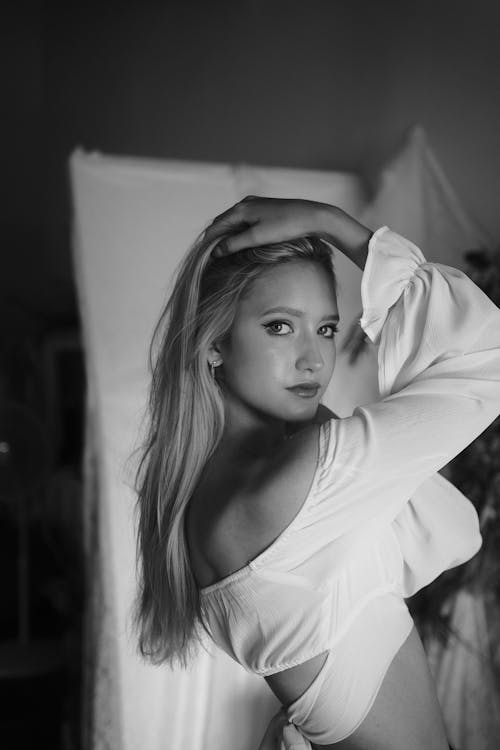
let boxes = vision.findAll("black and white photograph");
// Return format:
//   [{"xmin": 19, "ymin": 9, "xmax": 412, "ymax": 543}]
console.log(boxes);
[{"xmin": 2, "ymin": 2, "xmax": 500, "ymax": 749}]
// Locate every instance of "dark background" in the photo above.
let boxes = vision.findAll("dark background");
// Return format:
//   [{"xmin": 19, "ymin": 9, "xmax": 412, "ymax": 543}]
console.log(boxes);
[
  {"xmin": 4, "ymin": 0, "xmax": 500, "ymax": 319},
  {"xmin": 2, "ymin": 1, "xmax": 499, "ymax": 748}
]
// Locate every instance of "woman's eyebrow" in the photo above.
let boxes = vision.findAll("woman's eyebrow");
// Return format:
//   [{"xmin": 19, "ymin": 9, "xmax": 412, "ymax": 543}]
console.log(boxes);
[{"xmin": 260, "ymin": 305, "xmax": 339, "ymax": 321}]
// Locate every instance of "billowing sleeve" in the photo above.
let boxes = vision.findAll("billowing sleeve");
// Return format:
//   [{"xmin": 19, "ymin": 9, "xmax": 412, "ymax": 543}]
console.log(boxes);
[
  {"xmin": 391, "ymin": 471, "xmax": 482, "ymax": 596},
  {"xmin": 319, "ymin": 227, "xmax": 500, "ymax": 539}
]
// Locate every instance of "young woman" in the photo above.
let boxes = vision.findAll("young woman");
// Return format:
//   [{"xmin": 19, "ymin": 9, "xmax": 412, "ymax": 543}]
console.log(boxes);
[{"xmin": 134, "ymin": 197, "xmax": 500, "ymax": 749}]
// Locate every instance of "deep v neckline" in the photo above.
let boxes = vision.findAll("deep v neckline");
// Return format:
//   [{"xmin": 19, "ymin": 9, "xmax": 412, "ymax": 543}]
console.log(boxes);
[{"xmin": 197, "ymin": 420, "xmax": 328, "ymax": 595}]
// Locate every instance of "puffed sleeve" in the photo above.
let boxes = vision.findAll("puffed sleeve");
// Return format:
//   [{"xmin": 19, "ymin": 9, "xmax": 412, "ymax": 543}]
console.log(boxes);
[
  {"xmin": 318, "ymin": 227, "xmax": 500, "ymax": 538},
  {"xmin": 391, "ymin": 471, "xmax": 482, "ymax": 596}
]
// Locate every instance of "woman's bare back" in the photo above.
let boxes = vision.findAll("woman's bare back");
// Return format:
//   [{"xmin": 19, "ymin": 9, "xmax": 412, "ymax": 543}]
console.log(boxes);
[{"xmin": 186, "ymin": 416, "xmax": 323, "ymax": 589}]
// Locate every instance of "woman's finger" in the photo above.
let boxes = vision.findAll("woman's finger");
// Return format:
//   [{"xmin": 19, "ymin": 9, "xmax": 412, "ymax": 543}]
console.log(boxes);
[
  {"xmin": 223, "ymin": 224, "xmax": 261, "ymax": 252},
  {"xmin": 213, "ymin": 217, "xmax": 305, "ymax": 256},
  {"xmin": 213, "ymin": 220, "xmax": 285, "ymax": 256},
  {"xmin": 203, "ymin": 198, "xmax": 255, "ymax": 243},
  {"xmin": 210, "ymin": 225, "xmax": 256, "ymax": 257}
]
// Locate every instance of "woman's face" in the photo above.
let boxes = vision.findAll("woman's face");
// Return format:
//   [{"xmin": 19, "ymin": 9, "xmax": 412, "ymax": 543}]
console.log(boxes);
[{"xmin": 216, "ymin": 260, "xmax": 339, "ymax": 427}]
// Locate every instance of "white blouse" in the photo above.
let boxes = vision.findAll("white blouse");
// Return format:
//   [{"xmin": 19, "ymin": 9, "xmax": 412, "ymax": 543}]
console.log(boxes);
[{"xmin": 199, "ymin": 227, "xmax": 500, "ymax": 678}]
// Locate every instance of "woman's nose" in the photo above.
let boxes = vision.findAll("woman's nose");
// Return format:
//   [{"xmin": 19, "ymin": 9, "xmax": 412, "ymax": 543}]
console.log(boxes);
[{"xmin": 296, "ymin": 340, "xmax": 324, "ymax": 372}]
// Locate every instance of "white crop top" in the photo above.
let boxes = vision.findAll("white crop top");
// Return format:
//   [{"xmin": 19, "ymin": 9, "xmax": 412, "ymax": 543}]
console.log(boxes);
[{"xmin": 199, "ymin": 227, "xmax": 500, "ymax": 677}]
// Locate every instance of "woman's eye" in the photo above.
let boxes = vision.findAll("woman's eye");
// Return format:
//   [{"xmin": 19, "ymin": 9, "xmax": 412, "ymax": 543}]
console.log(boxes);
[
  {"xmin": 320, "ymin": 324, "xmax": 340, "ymax": 339},
  {"xmin": 264, "ymin": 321, "xmax": 293, "ymax": 335},
  {"xmin": 264, "ymin": 321, "xmax": 340, "ymax": 337}
]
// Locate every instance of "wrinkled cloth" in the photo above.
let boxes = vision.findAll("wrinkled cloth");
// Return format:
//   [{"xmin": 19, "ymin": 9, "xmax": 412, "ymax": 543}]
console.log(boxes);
[
  {"xmin": 280, "ymin": 723, "xmax": 311, "ymax": 750},
  {"xmin": 256, "ymin": 709, "xmax": 310, "ymax": 750}
]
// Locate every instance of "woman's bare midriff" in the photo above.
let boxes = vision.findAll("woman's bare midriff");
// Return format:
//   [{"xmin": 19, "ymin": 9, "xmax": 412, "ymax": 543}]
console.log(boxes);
[
  {"xmin": 264, "ymin": 650, "xmax": 330, "ymax": 708},
  {"xmin": 265, "ymin": 625, "xmax": 449, "ymax": 750}
]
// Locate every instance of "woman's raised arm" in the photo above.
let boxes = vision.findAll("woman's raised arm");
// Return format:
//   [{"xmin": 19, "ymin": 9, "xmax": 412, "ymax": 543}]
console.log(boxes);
[{"xmin": 203, "ymin": 197, "xmax": 372, "ymax": 271}]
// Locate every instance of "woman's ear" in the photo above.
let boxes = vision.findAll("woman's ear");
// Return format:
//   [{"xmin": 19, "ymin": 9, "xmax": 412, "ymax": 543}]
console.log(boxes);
[{"xmin": 207, "ymin": 342, "xmax": 223, "ymax": 366}]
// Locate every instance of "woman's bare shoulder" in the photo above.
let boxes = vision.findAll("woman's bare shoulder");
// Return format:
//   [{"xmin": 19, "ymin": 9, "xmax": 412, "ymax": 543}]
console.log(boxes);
[{"xmin": 188, "ymin": 422, "xmax": 323, "ymax": 587}]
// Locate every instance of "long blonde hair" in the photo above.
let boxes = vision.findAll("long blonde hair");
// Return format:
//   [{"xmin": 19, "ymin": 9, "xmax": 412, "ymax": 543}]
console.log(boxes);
[{"xmin": 133, "ymin": 228, "xmax": 338, "ymax": 669}]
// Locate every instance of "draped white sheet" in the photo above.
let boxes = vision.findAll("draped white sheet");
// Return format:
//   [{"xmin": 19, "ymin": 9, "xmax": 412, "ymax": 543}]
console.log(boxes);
[
  {"xmin": 70, "ymin": 130, "xmax": 497, "ymax": 749},
  {"xmin": 361, "ymin": 125, "xmax": 491, "ymax": 263},
  {"xmin": 70, "ymin": 152, "xmax": 367, "ymax": 750}
]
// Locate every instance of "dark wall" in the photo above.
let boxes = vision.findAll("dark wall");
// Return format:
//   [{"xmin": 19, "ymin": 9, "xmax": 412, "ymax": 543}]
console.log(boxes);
[{"xmin": 5, "ymin": 0, "xmax": 500, "ymax": 319}]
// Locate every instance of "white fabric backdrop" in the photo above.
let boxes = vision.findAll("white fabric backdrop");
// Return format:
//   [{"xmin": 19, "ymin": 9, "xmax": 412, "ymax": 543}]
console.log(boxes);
[
  {"xmin": 70, "ymin": 152, "xmax": 366, "ymax": 750},
  {"xmin": 70, "ymin": 129, "xmax": 496, "ymax": 750},
  {"xmin": 361, "ymin": 125, "xmax": 491, "ymax": 263}
]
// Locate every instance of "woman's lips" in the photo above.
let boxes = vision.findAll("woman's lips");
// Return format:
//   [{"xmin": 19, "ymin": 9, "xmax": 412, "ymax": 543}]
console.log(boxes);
[{"xmin": 286, "ymin": 385, "xmax": 320, "ymax": 398}]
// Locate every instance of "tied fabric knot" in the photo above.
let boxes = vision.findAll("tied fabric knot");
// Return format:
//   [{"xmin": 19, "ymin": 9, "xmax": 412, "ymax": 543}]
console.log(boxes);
[
  {"xmin": 280, "ymin": 723, "xmax": 312, "ymax": 750},
  {"xmin": 257, "ymin": 708, "xmax": 311, "ymax": 750}
]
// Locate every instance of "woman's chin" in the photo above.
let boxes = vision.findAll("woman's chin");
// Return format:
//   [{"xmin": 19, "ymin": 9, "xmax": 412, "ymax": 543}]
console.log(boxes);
[{"xmin": 286, "ymin": 406, "xmax": 321, "ymax": 431}]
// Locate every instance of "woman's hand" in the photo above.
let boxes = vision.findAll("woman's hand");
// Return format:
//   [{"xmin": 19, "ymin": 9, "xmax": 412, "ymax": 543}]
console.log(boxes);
[
  {"xmin": 203, "ymin": 196, "xmax": 332, "ymax": 257},
  {"xmin": 203, "ymin": 195, "xmax": 372, "ymax": 271}
]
